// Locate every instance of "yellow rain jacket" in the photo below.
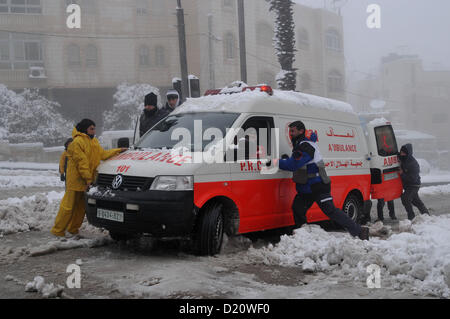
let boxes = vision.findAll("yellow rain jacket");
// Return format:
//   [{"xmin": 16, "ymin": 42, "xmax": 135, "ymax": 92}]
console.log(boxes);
[
  {"xmin": 59, "ymin": 150, "xmax": 69, "ymax": 175},
  {"xmin": 66, "ymin": 128, "xmax": 122, "ymax": 191}
]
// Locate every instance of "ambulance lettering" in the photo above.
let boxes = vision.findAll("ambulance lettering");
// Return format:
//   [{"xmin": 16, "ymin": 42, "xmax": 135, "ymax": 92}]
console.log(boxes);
[
  {"xmin": 383, "ymin": 156, "xmax": 398, "ymax": 167},
  {"xmin": 111, "ymin": 151, "xmax": 192, "ymax": 167},
  {"xmin": 116, "ymin": 165, "xmax": 131, "ymax": 173},
  {"xmin": 328, "ymin": 144, "xmax": 357, "ymax": 152},
  {"xmin": 240, "ymin": 161, "xmax": 263, "ymax": 172}
]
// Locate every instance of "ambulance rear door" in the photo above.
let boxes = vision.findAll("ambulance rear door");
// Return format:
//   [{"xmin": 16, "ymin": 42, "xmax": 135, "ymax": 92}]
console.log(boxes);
[{"xmin": 366, "ymin": 121, "xmax": 403, "ymax": 201}]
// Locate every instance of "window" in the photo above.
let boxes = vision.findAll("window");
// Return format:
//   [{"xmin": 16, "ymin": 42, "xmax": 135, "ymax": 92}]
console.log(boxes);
[
  {"xmin": 237, "ymin": 117, "xmax": 275, "ymax": 160},
  {"xmin": 224, "ymin": 32, "xmax": 235, "ymax": 60},
  {"xmin": 9, "ymin": 33, "xmax": 43, "ymax": 69},
  {"xmin": 7, "ymin": 32, "xmax": 43, "ymax": 69},
  {"xmin": 300, "ymin": 73, "xmax": 311, "ymax": 91},
  {"xmin": 139, "ymin": 45, "xmax": 150, "ymax": 66},
  {"xmin": 0, "ymin": 0, "xmax": 42, "ymax": 14},
  {"xmin": 136, "ymin": 0, "xmax": 148, "ymax": 15},
  {"xmin": 256, "ymin": 22, "xmax": 273, "ymax": 47},
  {"xmin": 375, "ymin": 125, "xmax": 398, "ymax": 157},
  {"xmin": 155, "ymin": 46, "xmax": 165, "ymax": 66},
  {"xmin": 327, "ymin": 70, "xmax": 343, "ymax": 93},
  {"xmin": 86, "ymin": 44, "xmax": 97, "ymax": 67},
  {"xmin": 66, "ymin": 0, "xmax": 96, "ymax": 15},
  {"xmin": 67, "ymin": 43, "xmax": 81, "ymax": 67},
  {"xmin": 325, "ymin": 28, "xmax": 341, "ymax": 52},
  {"xmin": 136, "ymin": 112, "xmax": 240, "ymax": 152},
  {"xmin": 298, "ymin": 28, "xmax": 309, "ymax": 50}
]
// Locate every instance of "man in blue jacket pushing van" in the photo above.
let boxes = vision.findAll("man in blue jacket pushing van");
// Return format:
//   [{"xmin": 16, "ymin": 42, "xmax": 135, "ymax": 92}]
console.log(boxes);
[{"xmin": 279, "ymin": 121, "xmax": 369, "ymax": 240}]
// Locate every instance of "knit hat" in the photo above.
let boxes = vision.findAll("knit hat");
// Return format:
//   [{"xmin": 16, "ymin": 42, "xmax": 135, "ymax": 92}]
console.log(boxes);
[
  {"xmin": 144, "ymin": 92, "xmax": 158, "ymax": 107},
  {"xmin": 76, "ymin": 119, "xmax": 96, "ymax": 134}
]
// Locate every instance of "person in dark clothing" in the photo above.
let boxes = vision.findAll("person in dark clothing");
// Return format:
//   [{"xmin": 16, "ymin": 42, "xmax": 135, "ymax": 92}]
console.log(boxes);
[
  {"xmin": 59, "ymin": 138, "xmax": 73, "ymax": 182},
  {"xmin": 278, "ymin": 121, "xmax": 369, "ymax": 240},
  {"xmin": 139, "ymin": 92, "xmax": 162, "ymax": 137},
  {"xmin": 363, "ymin": 199, "xmax": 396, "ymax": 223},
  {"xmin": 377, "ymin": 199, "xmax": 396, "ymax": 221},
  {"xmin": 159, "ymin": 89, "xmax": 180, "ymax": 119},
  {"xmin": 399, "ymin": 143, "xmax": 430, "ymax": 220}
]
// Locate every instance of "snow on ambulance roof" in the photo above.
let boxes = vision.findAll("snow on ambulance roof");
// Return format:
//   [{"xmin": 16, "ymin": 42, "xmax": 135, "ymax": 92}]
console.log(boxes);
[{"xmin": 173, "ymin": 89, "xmax": 355, "ymax": 116}]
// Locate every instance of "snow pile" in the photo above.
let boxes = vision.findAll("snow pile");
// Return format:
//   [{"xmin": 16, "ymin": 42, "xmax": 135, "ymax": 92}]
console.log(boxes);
[
  {"xmin": 175, "ymin": 89, "xmax": 354, "ymax": 115},
  {"xmin": 0, "ymin": 162, "xmax": 58, "ymax": 170},
  {"xmin": 0, "ymin": 192, "xmax": 63, "ymax": 235},
  {"xmin": 248, "ymin": 215, "xmax": 450, "ymax": 298},
  {"xmin": 0, "ymin": 169, "xmax": 64, "ymax": 189},
  {"xmin": 29, "ymin": 236, "xmax": 112, "ymax": 257},
  {"xmin": 25, "ymin": 276, "xmax": 64, "ymax": 298},
  {"xmin": 174, "ymin": 90, "xmax": 268, "ymax": 114},
  {"xmin": 420, "ymin": 184, "xmax": 450, "ymax": 196}
]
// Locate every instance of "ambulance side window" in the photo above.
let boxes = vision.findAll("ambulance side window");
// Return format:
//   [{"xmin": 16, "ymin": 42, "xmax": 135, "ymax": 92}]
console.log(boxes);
[{"xmin": 238, "ymin": 116, "xmax": 275, "ymax": 160}]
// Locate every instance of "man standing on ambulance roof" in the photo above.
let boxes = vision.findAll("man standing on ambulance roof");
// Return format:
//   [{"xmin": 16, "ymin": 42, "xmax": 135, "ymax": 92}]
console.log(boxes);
[{"xmin": 278, "ymin": 121, "xmax": 369, "ymax": 240}]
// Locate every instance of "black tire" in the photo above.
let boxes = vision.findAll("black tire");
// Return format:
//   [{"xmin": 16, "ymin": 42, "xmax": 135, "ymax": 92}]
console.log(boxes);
[
  {"xmin": 342, "ymin": 193, "xmax": 363, "ymax": 224},
  {"xmin": 195, "ymin": 203, "xmax": 224, "ymax": 256},
  {"xmin": 109, "ymin": 231, "xmax": 136, "ymax": 242}
]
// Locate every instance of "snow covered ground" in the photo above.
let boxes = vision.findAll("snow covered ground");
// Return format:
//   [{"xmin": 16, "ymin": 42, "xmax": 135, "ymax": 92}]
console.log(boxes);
[
  {"xmin": 249, "ymin": 216, "xmax": 450, "ymax": 298},
  {"xmin": 1, "ymin": 166, "xmax": 450, "ymax": 299}
]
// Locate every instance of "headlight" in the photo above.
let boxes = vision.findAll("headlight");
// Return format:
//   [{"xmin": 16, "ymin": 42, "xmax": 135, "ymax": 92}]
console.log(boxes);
[{"xmin": 150, "ymin": 176, "xmax": 193, "ymax": 191}]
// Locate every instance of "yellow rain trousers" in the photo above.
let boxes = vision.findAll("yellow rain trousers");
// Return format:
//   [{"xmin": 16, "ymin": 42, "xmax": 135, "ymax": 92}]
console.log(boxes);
[{"xmin": 51, "ymin": 128, "xmax": 122, "ymax": 237}]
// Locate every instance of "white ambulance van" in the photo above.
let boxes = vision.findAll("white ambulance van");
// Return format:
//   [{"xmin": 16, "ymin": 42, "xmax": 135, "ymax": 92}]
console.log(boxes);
[{"xmin": 85, "ymin": 85, "xmax": 402, "ymax": 255}]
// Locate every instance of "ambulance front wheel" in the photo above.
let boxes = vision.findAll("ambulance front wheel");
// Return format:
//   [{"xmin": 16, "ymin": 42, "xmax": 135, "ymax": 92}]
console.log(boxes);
[
  {"xmin": 195, "ymin": 202, "xmax": 224, "ymax": 256},
  {"xmin": 342, "ymin": 193, "xmax": 363, "ymax": 224}
]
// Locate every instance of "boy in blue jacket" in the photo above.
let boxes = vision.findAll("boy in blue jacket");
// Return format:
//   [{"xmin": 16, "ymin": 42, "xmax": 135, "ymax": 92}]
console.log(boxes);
[{"xmin": 279, "ymin": 121, "xmax": 369, "ymax": 240}]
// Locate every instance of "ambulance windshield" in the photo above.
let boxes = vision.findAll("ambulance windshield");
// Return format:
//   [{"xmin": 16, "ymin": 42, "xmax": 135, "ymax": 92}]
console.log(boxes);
[
  {"xmin": 136, "ymin": 112, "xmax": 240, "ymax": 151},
  {"xmin": 375, "ymin": 125, "xmax": 398, "ymax": 157}
]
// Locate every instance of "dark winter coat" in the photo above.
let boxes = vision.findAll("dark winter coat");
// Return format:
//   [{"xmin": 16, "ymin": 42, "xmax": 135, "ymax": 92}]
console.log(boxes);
[
  {"xmin": 158, "ymin": 103, "xmax": 175, "ymax": 119},
  {"xmin": 399, "ymin": 143, "xmax": 421, "ymax": 188},
  {"xmin": 139, "ymin": 110, "xmax": 165, "ymax": 136}
]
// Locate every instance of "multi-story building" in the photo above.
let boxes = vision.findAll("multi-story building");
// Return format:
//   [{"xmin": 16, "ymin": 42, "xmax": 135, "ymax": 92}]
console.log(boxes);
[
  {"xmin": 351, "ymin": 53, "xmax": 450, "ymax": 154},
  {"xmin": 0, "ymin": 0, "xmax": 346, "ymax": 127}
]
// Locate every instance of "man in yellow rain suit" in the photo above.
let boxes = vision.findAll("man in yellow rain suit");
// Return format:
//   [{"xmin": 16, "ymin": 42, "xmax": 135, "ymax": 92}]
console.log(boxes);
[{"xmin": 51, "ymin": 119, "xmax": 126, "ymax": 238}]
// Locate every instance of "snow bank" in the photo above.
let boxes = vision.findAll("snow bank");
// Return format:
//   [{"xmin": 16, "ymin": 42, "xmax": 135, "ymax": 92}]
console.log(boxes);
[
  {"xmin": 248, "ymin": 215, "xmax": 450, "ymax": 298},
  {"xmin": 0, "ymin": 169, "xmax": 63, "ymax": 189},
  {"xmin": 0, "ymin": 161, "xmax": 59, "ymax": 170},
  {"xmin": 25, "ymin": 276, "xmax": 64, "ymax": 298},
  {"xmin": 419, "ymin": 184, "xmax": 450, "ymax": 196},
  {"xmin": 0, "ymin": 192, "xmax": 63, "ymax": 235}
]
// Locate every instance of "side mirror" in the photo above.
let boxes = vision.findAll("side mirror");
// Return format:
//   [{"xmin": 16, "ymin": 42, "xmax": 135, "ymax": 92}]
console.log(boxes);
[{"xmin": 117, "ymin": 137, "xmax": 130, "ymax": 148}]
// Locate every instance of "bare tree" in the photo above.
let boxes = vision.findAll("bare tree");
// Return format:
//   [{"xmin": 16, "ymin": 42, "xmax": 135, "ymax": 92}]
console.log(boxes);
[{"xmin": 269, "ymin": 0, "xmax": 297, "ymax": 91}]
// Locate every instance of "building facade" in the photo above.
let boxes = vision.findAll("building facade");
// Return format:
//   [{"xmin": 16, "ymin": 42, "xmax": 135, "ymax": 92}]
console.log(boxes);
[
  {"xmin": 352, "ymin": 53, "xmax": 450, "ymax": 154},
  {"xmin": 0, "ymin": 0, "xmax": 346, "ymax": 127}
]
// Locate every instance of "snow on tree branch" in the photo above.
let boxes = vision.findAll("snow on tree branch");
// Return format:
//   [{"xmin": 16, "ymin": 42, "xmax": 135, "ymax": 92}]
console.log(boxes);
[
  {"xmin": 269, "ymin": 0, "xmax": 297, "ymax": 91},
  {"xmin": 103, "ymin": 83, "xmax": 161, "ymax": 131}
]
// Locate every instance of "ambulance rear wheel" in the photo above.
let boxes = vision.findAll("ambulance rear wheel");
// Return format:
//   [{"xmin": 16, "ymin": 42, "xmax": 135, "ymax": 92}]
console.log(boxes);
[
  {"xmin": 195, "ymin": 202, "xmax": 224, "ymax": 256},
  {"xmin": 343, "ymin": 194, "xmax": 363, "ymax": 224}
]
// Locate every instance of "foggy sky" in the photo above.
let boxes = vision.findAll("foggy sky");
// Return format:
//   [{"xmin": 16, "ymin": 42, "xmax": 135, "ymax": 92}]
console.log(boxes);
[{"xmin": 295, "ymin": 0, "xmax": 450, "ymax": 82}]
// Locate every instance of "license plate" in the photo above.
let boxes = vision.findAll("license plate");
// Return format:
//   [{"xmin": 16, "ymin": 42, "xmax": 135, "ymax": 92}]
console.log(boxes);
[
  {"xmin": 384, "ymin": 172, "xmax": 398, "ymax": 181},
  {"xmin": 97, "ymin": 208, "xmax": 124, "ymax": 223}
]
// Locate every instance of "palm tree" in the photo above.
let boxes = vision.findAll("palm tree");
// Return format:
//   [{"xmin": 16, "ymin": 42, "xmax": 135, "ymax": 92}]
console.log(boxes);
[{"xmin": 269, "ymin": 0, "xmax": 297, "ymax": 91}]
